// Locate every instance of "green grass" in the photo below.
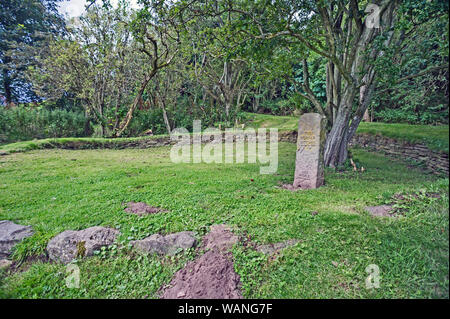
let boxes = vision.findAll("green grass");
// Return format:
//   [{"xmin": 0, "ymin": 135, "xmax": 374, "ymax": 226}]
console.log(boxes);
[
  {"xmin": 244, "ymin": 112, "xmax": 449, "ymax": 153},
  {"xmin": 0, "ymin": 143, "xmax": 448, "ymax": 298},
  {"xmin": 244, "ymin": 112, "xmax": 299, "ymax": 131}
]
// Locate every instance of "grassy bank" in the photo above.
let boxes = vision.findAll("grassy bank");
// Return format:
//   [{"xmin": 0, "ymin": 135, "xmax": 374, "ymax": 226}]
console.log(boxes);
[{"xmin": 0, "ymin": 135, "xmax": 168, "ymax": 155}]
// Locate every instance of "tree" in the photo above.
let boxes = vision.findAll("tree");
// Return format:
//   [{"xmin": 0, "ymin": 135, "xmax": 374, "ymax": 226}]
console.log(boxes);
[
  {"xmin": 179, "ymin": 0, "xmax": 448, "ymax": 166},
  {"xmin": 29, "ymin": 4, "xmax": 145, "ymax": 136},
  {"xmin": 0, "ymin": 0, "xmax": 65, "ymax": 106},
  {"xmin": 370, "ymin": 10, "xmax": 449, "ymax": 124},
  {"xmin": 112, "ymin": 0, "xmax": 184, "ymax": 136},
  {"xmin": 180, "ymin": 9, "xmax": 253, "ymax": 121}
]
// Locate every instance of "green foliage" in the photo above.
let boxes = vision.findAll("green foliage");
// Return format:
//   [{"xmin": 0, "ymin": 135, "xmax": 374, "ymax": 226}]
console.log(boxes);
[
  {"xmin": 0, "ymin": 0, "xmax": 65, "ymax": 104},
  {"xmin": 125, "ymin": 109, "xmax": 168, "ymax": 136},
  {"xmin": 0, "ymin": 106, "xmax": 89, "ymax": 144},
  {"xmin": 371, "ymin": 8, "xmax": 449, "ymax": 125}
]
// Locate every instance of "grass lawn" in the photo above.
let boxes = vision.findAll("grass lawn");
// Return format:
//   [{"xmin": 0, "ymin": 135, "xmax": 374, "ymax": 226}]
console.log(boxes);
[
  {"xmin": 357, "ymin": 122, "xmax": 449, "ymax": 154},
  {"xmin": 244, "ymin": 112, "xmax": 299, "ymax": 131},
  {"xmin": 0, "ymin": 143, "xmax": 448, "ymax": 298}
]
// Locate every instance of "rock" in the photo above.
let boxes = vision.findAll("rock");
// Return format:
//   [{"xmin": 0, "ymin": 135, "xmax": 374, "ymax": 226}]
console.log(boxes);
[
  {"xmin": 47, "ymin": 226, "xmax": 119, "ymax": 264},
  {"xmin": 365, "ymin": 205, "xmax": 394, "ymax": 217},
  {"xmin": 130, "ymin": 231, "xmax": 197, "ymax": 255},
  {"xmin": 0, "ymin": 220, "xmax": 34, "ymax": 258},
  {"xmin": 0, "ymin": 259, "xmax": 13, "ymax": 269},
  {"xmin": 293, "ymin": 113, "xmax": 327, "ymax": 189}
]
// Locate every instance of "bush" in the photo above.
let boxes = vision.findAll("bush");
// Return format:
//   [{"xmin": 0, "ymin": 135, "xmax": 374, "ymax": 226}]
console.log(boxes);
[
  {"xmin": 0, "ymin": 107, "xmax": 89, "ymax": 144},
  {"xmin": 124, "ymin": 109, "xmax": 168, "ymax": 136}
]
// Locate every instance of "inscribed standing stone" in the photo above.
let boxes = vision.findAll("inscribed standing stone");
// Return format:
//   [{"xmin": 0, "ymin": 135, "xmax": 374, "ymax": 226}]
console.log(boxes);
[{"xmin": 293, "ymin": 113, "xmax": 327, "ymax": 189}]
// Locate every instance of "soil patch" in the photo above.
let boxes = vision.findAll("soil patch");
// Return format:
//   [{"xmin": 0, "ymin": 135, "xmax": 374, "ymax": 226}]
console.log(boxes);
[
  {"xmin": 161, "ymin": 250, "xmax": 242, "ymax": 299},
  {"xmin": 124, "ymin": 201, "xmax": 167, "ymax": 216},
  {"xmin": 366, "ymin": 191, "xmax": 443, "ymax": 218},
  {"xmin": 160, "ymin": 224, "xmax": 242, "ymax": 299},
  {"xmin": 201, "ymin": 224, "xmax": 239, "ymax": 252}
]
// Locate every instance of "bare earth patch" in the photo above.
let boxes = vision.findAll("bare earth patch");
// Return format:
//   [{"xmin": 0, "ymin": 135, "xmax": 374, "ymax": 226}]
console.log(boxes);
[
  {"xmin": 124, "ymin": 201, "xmax": 167, "ymax": 216},
  {"xmin": 365, "ymin": 191, "xmax": 442, "ymax": 218},
  {"xmin": 161, "ymin": 224, "xmax": 242, "ymax": 299},
  {"xmin": 202, "ymin": 224, "xmax": 239, "ymax": 252}
]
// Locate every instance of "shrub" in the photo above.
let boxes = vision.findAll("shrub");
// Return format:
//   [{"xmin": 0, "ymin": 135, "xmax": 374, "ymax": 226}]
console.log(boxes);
[{"xmin": 0, "ymin": 107, "xmax": 89, "ymax": 144}]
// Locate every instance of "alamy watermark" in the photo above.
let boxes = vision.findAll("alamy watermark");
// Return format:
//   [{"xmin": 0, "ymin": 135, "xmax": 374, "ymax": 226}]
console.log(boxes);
[
  {"xmin": 365, "ymin": 3, "xmax": 380, "ymax": 29},
  {"xmin": 65, "ymin": 264, "xmax": 80, "ymax": 289},
  {"xmin": 365, "ymin": 264, "xmax": 380, "ymax": 289},
  {"xmin": 170, "ymin": 120, "xmax": 278, "ymax": 174}
]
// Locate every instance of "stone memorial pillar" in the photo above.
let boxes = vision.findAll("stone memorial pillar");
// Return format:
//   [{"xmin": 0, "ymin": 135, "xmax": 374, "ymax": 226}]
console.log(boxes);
[{"xmin": 293, "ymin": 113, "xmax": 327, "ymax": 189}]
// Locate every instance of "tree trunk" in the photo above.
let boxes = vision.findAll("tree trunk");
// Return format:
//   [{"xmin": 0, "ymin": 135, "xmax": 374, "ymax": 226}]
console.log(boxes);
[
  {"xmin": 84, "ymin": 116, "xmax": 93, "ymax": 136},
  {"xmin": 114, "ymin": 74, "xmax": 153, "ymax": 137},
  {"xmin": 224, "ymin": 99, "xmax": 231, "ymax": 120},
  {"xmin": 323, "ymin": 87, "xmax": 356, "ymax": 167},
  {"xmin": 161, "ymin": 105, "xmax": 171, "ymax": 134},
  {"xmin": 157, "ymin": 93, "xmax": 171, "ymax": 134}
]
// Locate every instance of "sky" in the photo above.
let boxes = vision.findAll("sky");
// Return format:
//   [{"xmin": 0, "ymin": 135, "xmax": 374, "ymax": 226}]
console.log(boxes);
[{"xmin": 58, "ymin": 0, "xmax": 139, "ymax": 18}]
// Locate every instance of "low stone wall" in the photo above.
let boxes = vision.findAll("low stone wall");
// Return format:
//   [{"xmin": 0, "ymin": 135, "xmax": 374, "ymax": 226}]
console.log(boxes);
[
  {"xmin": 348, "ymin": 133, "xmax": 449, "ymax": 175},
  {"xmin": 54, "ymin": 137, "xmax": 174, "ymax": 150},
  {"xmin": 278, "ymin": 130, "xmax": 448, "ymax": 175}
]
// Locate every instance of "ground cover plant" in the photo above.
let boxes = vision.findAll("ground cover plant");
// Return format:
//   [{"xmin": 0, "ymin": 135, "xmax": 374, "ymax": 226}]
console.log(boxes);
[{"xmin": 0, "ymin": 142, "xmax": 448, "ymax": 298}]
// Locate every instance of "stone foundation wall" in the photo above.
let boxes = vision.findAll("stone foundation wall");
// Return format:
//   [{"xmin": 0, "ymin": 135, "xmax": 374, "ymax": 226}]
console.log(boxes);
[
  {"xmin": 277, "ymin": 130, "xmax": 448, "ymax": 175},
  {"xmin": 348, "ymin": 133, "xmax": 449, "ymax": 175}
]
